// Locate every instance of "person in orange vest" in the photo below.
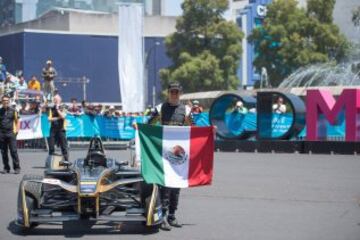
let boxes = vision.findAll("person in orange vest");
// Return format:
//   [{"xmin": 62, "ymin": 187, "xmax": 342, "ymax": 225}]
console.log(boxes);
[{"xmin": 28, "ymin": 75, "xmax": 41, "ymax": 91}]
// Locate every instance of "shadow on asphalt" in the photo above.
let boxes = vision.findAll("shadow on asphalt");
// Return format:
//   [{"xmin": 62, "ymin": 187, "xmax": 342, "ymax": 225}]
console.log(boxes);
[
  {"xmin": 32, "ymin": 166, "xmax": 46, "ymax": 169},
  {"xmin": 8, "ymin": 220, "xmax": 159, "ymax": 237}
]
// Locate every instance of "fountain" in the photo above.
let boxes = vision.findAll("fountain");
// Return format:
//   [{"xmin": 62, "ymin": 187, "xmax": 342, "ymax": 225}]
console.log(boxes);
[{"xmin": 278, "ymin": 61, "xmax": 360, "ymax": 91}]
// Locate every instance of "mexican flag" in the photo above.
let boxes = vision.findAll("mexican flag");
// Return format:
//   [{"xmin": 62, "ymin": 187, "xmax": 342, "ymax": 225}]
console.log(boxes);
[{"xmin": 137, "ymin": 124, "xmax": 214, "ymax": 188}]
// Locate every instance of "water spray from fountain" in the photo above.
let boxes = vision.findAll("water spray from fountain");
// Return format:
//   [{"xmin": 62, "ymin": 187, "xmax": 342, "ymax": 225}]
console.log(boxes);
[{"xmin": 278, "ymin": 61, "xmax": 360, "ymax": 92}]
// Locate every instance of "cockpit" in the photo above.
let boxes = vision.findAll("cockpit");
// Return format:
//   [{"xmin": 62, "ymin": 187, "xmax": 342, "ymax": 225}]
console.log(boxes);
[{"xmin": 84, "ymin": 137, "xmax": 107, "ymax": 168}]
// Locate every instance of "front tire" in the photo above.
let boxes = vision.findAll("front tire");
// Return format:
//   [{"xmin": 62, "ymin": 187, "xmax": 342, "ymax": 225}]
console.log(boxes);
[
  {"xmin": 16, "ymin": 175, "xmax": 43, "ymax": 230},
  {"xmin": 141, "ymin": 183, "xmax": 162, "ymax": 229}
]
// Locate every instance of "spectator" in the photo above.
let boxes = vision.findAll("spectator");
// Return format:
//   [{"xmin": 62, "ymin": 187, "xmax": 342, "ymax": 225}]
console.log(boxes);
[
  {"xmin": 29, "ymin": 100, "xmax": 41, "ymax": 115},
  {"xmin": 81, "ymin": 100, "xmax": 96, "ymax": 116},
  {"xmin": 94, "ymin": 104, "xmax": 103, "ymax": 115},
  {"xmin": 115, "ymin": 110, "xmax": 122, "ymax": 117},
  {"xmin": 67, "ymin": 98, "xmax": 82, "ymax": 115},
  {"xmin": 0, "ymin": 57, "xmax": 7, "ymax": 82},
  {"xmin": 105, "ymin": 105, "xmax": 116, "ymax": 117},
  {"xmin": 272, "ymin": 97, "xmax": 287, "ymax": 114},
  {"xmin": 19, "ymin": 101, "xmax": 31, "ymax": 115},
  {"xmin": 28, "ymin": 75, "xmax": 41, "ymax": 91},
  {"xmin": 103, "ymin": 105, "xmax": 109, "ymax": 116},
  {"xmin": 3, "ymin": 73, "xmax": 16, "ymax": 99},
  {"xmin": 191, "ymin": 100, "xmax": 203, "ymax": 114},
  {"xmin": 87, "ymin": 104, "xmax": 97, "ymax": 116},
  {"xmin": 16, "ymin": 74, "xmax": 27, "ymax": 92},
  {"xmin": 42, "ymin": 60, "xmax": 57, "ymax": 101},
  {"xmin": 233, "ymin": 100, "xmax": 248, "ymax": 114}
]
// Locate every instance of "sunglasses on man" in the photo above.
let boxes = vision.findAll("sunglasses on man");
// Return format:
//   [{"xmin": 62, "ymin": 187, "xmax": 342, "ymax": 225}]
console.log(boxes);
[{"xmin": 170, "ymin": 90, "xmax": 179, "ymax": 94}]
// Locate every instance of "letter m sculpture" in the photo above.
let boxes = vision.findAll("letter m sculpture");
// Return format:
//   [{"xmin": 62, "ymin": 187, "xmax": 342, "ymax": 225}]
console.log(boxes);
[{"xmin": 306, "ymin": 89, "xmax": 360, "ymax": 141}]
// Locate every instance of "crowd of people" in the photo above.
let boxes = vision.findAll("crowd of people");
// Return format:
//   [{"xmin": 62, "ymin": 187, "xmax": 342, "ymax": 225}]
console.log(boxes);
[
  {"xmin": 232, "ymin": 96, "xmax": 287, "ymax": 115},
  {"xmin": 0, "ymin": 57, "xmax": 48, "ymax": 114},
  {"xmin": 0, "ymin": 57, "xmax": 209, "ymax": 118}
]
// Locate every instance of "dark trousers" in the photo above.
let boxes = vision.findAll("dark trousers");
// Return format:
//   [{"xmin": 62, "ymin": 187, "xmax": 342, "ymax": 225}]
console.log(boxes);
[
  {"xmin": 0, "ymin": 133, "xmax": 20, "ymax": 170},
  {"xmin": 160, "ymin": 187, "xmax": 180, "ymax": 215},
  {"xmin": 48, "ymin": 128, "xmax": 68, "ymax": 161}
]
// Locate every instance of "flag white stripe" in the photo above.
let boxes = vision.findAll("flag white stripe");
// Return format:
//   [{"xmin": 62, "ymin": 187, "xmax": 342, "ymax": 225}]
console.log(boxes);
[{"xmin": 162, "ymin": 126, "xmax": 191, "ymax": 188}]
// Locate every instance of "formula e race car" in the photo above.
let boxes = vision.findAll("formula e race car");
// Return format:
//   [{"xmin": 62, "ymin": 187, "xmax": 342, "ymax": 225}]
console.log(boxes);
[{"xmin": 16, "ymin": 137, "xmax": 163, "ymax": 231}]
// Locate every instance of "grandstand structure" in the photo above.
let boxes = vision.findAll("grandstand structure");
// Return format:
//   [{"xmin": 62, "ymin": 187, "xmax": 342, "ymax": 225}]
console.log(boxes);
[{"xmin": 0, "ymin": 8, "xmax": 176, "ymax": 104}]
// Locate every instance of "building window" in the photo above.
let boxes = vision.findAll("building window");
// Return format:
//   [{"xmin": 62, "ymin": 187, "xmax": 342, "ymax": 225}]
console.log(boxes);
[
  {"xmin": 15, "ymin": 2, "xmax": 22, "ymax": 24},
  {"xmin": 152, "ymin": 0, "xmax": 161, "ymax": 15}
]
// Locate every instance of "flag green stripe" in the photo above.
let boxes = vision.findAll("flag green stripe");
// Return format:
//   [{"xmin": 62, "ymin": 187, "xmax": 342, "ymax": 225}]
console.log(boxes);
[{"xmin": 139, "ymin": 124, "xmax": 164, "ymax": 185}]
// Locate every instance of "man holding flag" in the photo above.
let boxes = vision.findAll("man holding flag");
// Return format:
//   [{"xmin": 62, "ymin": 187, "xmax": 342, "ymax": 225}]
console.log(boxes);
[{"xmin": 138, "ymin": 82, "xmax": 214, "ymax": 231}]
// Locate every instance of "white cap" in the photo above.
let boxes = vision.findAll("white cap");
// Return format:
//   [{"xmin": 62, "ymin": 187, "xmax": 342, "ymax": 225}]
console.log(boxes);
[{"xmin": 236, "ymin": 101, "xmax": 243, "ymax": 107}]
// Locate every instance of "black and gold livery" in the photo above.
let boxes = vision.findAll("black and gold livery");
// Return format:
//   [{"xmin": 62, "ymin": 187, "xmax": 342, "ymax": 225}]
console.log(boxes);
[
  {"xmin": 0, "ymin": 107, "xmax": 19, "ymax": 134},
  {"xmin": 16, "ymin": 137, "xmax": 163, "ymax": 231}
]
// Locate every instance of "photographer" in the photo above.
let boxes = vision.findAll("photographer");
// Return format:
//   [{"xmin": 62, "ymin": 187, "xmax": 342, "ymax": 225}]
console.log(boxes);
[{"xmin": 42, "ymin": 60, "xmax": 57, "ymax": 101}]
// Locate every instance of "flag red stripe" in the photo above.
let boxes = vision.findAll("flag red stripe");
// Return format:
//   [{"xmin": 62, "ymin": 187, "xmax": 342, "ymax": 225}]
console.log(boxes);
[{"xmin": 188, "ymin": 126, "xmax": 214, "ymax": 187}]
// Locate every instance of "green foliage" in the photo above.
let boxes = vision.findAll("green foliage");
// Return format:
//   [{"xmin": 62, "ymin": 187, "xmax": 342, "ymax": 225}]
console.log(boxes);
[
  {"xmin": 307, "ymin": 0, "xmax": 335, "ymax": 23},
  {"xmin": 160, "ymin": 0, "xmax": 243, "ymax": 93},
  {"xmin": 249, "ymin": 0, "xmax": 349, "ymax": 87},
  {"xmin": 352, "ymin": 6, "xmax": 360, "ymax": 27}
]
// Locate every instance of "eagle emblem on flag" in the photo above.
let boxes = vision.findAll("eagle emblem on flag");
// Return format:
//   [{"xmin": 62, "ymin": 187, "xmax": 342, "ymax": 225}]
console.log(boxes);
[{"xmin": 164, "ymin": 145, "xmax": 188, "ymax": 165}]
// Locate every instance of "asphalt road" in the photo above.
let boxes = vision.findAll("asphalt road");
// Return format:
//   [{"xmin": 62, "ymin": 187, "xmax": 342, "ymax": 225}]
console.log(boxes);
[{"xmin": 1, "ymin": 150, "xmax": 360, "ymax": 240}]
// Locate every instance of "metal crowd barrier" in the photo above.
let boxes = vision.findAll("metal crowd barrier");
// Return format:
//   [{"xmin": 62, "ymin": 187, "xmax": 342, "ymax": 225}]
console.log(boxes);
[
  {"xmin": 16, "ymin": 137, "xmax": 130, "ymax": 151},
  {"xmin": 16, "ymin": 139, "xmax": 47, "ymax": 151}
]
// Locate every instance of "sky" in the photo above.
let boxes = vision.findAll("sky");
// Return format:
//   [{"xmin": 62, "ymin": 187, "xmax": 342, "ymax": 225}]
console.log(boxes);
[
  {"xmin": 162, "ymin": 0, "xmax": 232, "ymax": 20},
  {"xmin": 162, "ymin": 0, "xmax": 183, "ymax": 16}
]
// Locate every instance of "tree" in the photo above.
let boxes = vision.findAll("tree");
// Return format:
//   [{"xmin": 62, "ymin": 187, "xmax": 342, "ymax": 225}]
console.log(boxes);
[
  {"xmin": 249, "ymin": 0, "xmax": 348, "ymax": 87},
  {"xmin": 160, "ymin": 0, "xmax": 243, "ymax": 93},
  {"xmin": 352, "ymin": 6, "xmax": 360, "ymax": 27},
  {"xmin": 307, "ymin": 0, "xmax": 335, "ymax": 23}
]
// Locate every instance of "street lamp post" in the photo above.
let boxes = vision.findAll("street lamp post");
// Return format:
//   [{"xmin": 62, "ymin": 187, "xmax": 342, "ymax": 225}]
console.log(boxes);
[
  {"xmin": 145, "ymin": 41, "xmax": 160, "ymax": 107},
  {"xmin": 82, "ymin": 76, "xmax": 90, "ymax": 101},
  {"xmin": 56, "ymin": 76, "xmax": 90, "ymax": 100}
]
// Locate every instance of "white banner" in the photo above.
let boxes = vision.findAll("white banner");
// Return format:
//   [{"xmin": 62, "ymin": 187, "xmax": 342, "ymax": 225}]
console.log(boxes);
[
  {"xmin": 118, "ymin": 3, "xmax": 145, "ymax": 112},
  {"xmin": 17, "ymin": 114, "xmax": 43, "ymax": 140}
]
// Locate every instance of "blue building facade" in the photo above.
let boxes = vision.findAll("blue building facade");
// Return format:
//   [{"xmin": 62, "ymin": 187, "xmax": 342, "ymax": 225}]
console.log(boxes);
[
  {"xmin": 236, "ymin": 0, "xmax": 272, "ymax": 88},
  {"xmin": 0, "ymin": 31, "xmax": 170, "ymax": 104}
]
